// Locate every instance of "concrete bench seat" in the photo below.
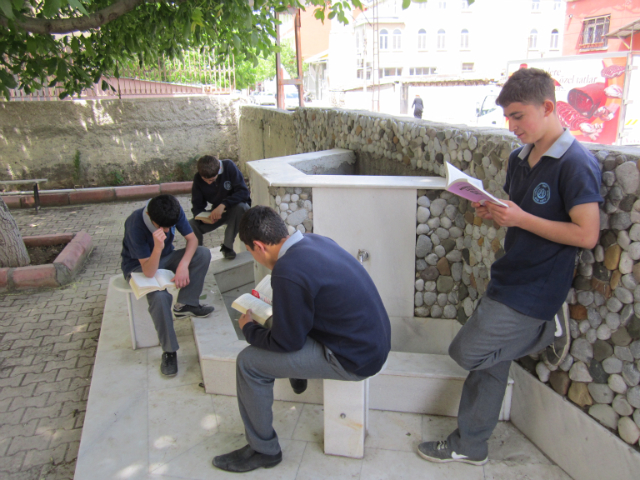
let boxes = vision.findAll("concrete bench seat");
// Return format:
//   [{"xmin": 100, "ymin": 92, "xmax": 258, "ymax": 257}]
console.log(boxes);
[{"xmin": 110, "ymin": 275, "xmax": 160, "ymax": 350}]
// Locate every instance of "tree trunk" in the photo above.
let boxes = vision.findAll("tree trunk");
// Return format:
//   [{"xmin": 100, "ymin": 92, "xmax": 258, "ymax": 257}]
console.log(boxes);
[{"xmin": 0, "ymin": 197, "xmax": 30, "ymax": 268}]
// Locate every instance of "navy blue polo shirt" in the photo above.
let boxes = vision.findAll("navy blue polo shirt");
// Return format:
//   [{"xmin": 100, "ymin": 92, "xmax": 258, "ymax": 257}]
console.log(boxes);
[
  {"xmin": 120, "ymin": 201, "xmax": 193, "ymax": 276},
  {"xmin": 486, "ymin": 129, "xmax": 602, "ymax": 321}
]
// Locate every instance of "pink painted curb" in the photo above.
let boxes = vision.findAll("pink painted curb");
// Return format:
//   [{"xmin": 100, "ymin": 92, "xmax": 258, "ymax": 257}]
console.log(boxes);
[
  {"xmin": 115, "ymin": 184, "xmax": 161, "ymax": 200},
  {"xmin": 23, "ymin": 233, "xmax": 74, "ymax": 247},
  {"xmin": 1, "ymin": 182, "xmax": 193, "ymax": 209},
  {"xmin": 2, "ymin": 231, "xmax": 93, "ymax": 291}
]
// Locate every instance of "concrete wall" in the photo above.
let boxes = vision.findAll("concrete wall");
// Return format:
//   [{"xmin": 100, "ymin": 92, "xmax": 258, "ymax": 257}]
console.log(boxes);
[
  {"xmin": 237, "ymin": 106, "xmax": 297, "ymax": 174},
  {"xmin": 0, "ymin": 96, "xmax": 243, "ymax": 189}
]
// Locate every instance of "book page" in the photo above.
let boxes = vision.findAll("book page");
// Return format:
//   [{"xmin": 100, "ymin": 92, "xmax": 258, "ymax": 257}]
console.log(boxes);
[
  {"xmin": 252, "ymin": 275, "xmax": 273, "ymax": 305},
  {"xmin": 155, "ymin": 269, "xmax": 175, "ymax": 289},
  {"xmin": 445, "ymin": 162, "xmax": 483, "ymax": 190},
  {"xmin": 130, "ymin": 272, "xmax": 161, "ymax": 289},
  {"xmin": 195, "ymin": 212, "xmax": 213, "ymax": 224},
  {"xmin": 445, "ymin": 162, "xmax": 508, "ymax": 207},
  {"xmin": 231, "ymin": 293, "xmax": 273, "ymax": 325}
]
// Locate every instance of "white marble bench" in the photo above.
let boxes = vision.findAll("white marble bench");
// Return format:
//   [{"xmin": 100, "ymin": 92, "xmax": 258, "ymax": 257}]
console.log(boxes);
[{"xmin": 111, "ymin": 275, "xmax": 160, "ymax": 350}]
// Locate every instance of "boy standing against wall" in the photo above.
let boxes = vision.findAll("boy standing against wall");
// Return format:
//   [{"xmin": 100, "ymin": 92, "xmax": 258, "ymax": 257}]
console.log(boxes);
[
  {"xmin": 121, "ymin": 195, "xmax": 213, "ymax": 376},
  {"xmin": 418, "ymin": 68, "xmax": 602, "ymax": 465},
  {"xmin": 189, "ymin": 155, "xmax": 251, "ymax": 259}
]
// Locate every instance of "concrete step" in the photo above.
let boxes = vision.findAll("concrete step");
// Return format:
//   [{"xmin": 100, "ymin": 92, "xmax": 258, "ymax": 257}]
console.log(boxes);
[
  {"xmin": 210, "ymin": 250, "xmax": 254, "ymax": 292},
  {"xmin": 192, "ymin": 314, "xmax": 513, "ymax": 419}
]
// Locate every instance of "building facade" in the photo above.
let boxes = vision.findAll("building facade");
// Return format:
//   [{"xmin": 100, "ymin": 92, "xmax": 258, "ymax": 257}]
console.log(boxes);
[{"xmin": 563, "ymin": 0, "xmax": 640, "ymax": 56}]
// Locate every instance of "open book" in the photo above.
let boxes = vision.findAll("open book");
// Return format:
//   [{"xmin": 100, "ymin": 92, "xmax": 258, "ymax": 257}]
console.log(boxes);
[
  {"xmin": 129, "ymin": 269, "xmax": 175, "ymax": 300},
  {"xmin": 445, "ymin": 162, "xmax": 508, "ymax": 207},
  {"xmin": 231, "ymin": 275, "xmax": 273, "ymax": 326},
  {"xmin": 194, "ymin": 211, "xmax": 213, "ymax": 224}
]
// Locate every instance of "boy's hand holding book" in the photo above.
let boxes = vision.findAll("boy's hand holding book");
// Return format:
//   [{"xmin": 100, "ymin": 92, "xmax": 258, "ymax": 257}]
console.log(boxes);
[{"xmin": 239, "ymin": 310, "xmax": 254, "ymax": 329}]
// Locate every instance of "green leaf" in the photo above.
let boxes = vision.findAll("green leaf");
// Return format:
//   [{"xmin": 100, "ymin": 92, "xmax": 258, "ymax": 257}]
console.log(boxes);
[
  {"xmin": 402, "ymin": 0, "xmax": 411, "ymax": 9},
  {"xmin": 0, "ymin": 0, "xmax": 14, "ymax": 19},
  {"xmin": 327, "ymin": 10, "xmax": 336, "ymax": 20},
  {"xmin": 183, "ymin": 21, "xmax": 191, "ymax": 41},
  {"xmin": 71, "ymin": 37, "xmax": 79, "ymax": 53},
  {"xmin": 67, "ymin": 0, "xmax": 88, "ymax": 16},
  {"xmin": 232, "ymin": 34, "xmax": 241, "ymax": 51},
  {"xmin": 26, "ymin": 37, "xmax": 37, "ymax": 56},
  {"xmin": 43, "ymin": 0, "xmax": 61, "ymax": 17},
  {"xmin": 0, "ymin": 69, "xmax": 17, "ymax": 89},
  {"xmin": 251, "ymin": 31, "xmax": 258, "ymax": 47},
  {"xmin": 101, "ymin": 79, "xmax": 109, "ymax": 91}
]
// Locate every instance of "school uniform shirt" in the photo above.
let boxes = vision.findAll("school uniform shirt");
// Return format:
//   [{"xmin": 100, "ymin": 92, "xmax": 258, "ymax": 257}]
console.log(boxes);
[
  {"xmin": 191, "ymin": 159, "xmax": 251, "ymax": 217},
  {"xmin": 486, "ymin": 129, "xmax": 603, "ymax": 321}
]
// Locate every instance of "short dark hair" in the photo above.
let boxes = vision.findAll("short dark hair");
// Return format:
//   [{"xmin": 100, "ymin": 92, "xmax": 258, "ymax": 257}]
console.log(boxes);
[
  {"xmin": 496, "ymin": 68, "xmax": 556, "ymax": 108},
  {"xmin": 239, "ymin": 206, "xmax": 289, "ymax": 249},
  {"xmin": 147, "ymin": 195, "xmax": 181, "ymax": 227},
  {"xmin": 197, "ymin": 155, "xmax": 220, "ymax": 179}
]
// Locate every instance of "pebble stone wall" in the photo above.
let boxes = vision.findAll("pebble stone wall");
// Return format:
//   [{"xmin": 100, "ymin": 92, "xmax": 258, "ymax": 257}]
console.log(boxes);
[
  {"xmin": 268, "ymin": 187, "xmax": 314, "ymax": 236},
  {"xmin": 271, "ymin": 106, "xmax": 640, "ymax": 449}
]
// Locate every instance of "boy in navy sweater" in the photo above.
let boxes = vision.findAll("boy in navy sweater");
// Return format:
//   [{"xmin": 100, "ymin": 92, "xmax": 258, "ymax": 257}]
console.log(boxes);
[
  {"xmin": 212, "ymin": 206, "xmax": 391, "ymax": 473},
  {"xmin": 188, "ymin": 155, "xmax": 251, "ymax": 259},
  {"xmin": 418, "ymin": 68, "xmax": 602, "ymax": 466}
]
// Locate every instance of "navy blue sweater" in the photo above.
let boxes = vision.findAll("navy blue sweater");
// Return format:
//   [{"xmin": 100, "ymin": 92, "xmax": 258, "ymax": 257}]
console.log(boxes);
[
  {"xmin": 191, "ymin": 159, "xmax": 251, "ymax": 217},
  {"xmin": 242, "ymin": 234, "xmax": 391, "ymax": 377}
]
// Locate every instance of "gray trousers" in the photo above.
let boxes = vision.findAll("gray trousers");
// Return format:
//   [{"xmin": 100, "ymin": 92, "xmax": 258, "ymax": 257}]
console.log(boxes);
[
  {"xmin": 126, "ymin": 246, "xmax": 211, "ymax": 353},
  {"xmin": 236, "ymin": 337, "xmax": 366, "ymax": 455},
  {"xmin": 188, "ymin": 202, "xmax": 250, "ymax": 248},
  {"xmin": 446, "ymin": 296, "xmax": 555, "ymax": 459}
]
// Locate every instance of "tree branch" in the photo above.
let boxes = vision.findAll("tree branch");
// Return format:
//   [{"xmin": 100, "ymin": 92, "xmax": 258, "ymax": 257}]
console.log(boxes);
[{"xmin": 0, "ymin": 0, "xmax": 148, "ymax": 35}]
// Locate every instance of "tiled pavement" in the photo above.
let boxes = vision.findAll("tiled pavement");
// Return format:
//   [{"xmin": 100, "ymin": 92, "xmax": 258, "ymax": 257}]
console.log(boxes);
[{"xmin": 0, "ymin": 197, "xmax": 224, "ymax": 480}]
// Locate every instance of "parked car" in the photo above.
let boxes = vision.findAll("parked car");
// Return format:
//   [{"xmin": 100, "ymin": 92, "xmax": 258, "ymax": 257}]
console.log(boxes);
[{"xmin": 250, "ymin": 92, "xmax": 276, "ymax": 106}]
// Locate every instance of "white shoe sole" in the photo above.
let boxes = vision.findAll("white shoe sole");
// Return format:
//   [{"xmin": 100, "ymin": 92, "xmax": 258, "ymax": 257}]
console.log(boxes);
[{"xmin": 417, "ymin": 448, "xmax": 488, "ymax": 466}]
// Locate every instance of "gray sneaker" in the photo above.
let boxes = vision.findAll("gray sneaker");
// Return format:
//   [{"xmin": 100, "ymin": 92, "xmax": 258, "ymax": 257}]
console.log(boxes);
[
  {"xmin": 173, "ymin": 303, "xmax": 214, "ymax": 318},
  {"xmin": 543, "ymin": 302, "xmax": 571, "ymax": 367},
  {"xmin": 417, "ymin": 440, "xmax": 487, "ymax": 466}
]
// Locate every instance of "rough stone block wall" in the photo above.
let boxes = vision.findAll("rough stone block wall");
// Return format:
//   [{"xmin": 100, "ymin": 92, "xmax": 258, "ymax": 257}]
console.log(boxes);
[
  {"xmin": 281, "ymin": 106, "xmax": 640, "ymax": 448},
  {"xmin": 238, "ymin": 106, "xmax": 297, "ymax": 175},
  {"xmin": 0, "ymin": 96, "xmax": 242, "ymax": 189}
]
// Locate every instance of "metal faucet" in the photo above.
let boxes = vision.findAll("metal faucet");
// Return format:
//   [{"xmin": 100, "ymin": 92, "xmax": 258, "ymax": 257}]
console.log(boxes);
[{"xmin": 357, "ymin": 249, "xmax": 369, "ymax": 264}]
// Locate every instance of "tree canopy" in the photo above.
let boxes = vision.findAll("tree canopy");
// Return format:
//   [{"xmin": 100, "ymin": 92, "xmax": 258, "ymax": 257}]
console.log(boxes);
[
  {"xmin": 0, "ymin": 0, "xmax": 363, "ymax": 99},
  {"xmin": 0, "ymin": 0, "xmax": 475, "ymax": 100}
]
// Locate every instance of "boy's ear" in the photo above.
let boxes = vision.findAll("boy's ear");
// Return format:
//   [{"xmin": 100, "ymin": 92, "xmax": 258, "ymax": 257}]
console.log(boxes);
[
  {"xmin": 252, "ymin": 240, "xmax": 268, "ymax": 254},
  {"xmin": 544, "ymin": 99, "xmax": 555, "ymax": 117}
]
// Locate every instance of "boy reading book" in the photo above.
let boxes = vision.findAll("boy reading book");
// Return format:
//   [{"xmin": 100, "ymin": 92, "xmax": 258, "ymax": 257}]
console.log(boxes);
[
  {"xmin": 189, "ymin": 154, "xmax": 251, "ymax": 259},
  {"xmin": 129, "ymin": 269, "xmax": 175, "ymax": 300},
  {"xmin": 211, "ymin": 206, "xmax": 391, "ymax": 473},
  {"xmin": 417, "ymin": 68, "xmax": 602, "ymax": 467},
  {"xmin": 121, "ymin": 194, "xmax": 214, "ymax": 376}
]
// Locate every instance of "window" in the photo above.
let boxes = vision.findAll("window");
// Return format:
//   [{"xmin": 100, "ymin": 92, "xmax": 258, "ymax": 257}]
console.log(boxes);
[
  {"xmin": 439, "ymin": 1, "xmax": 446, "ymax": 9},
  {"xmin": 418, "ymin": 2, "xmax": 427, "ymax": 9},
  {"xmin": 461, "ymin": 0, "xmax": 470, "ymax": 10},
  {"xmin": 392, "ymin": 29, "xmax": 402, "ymax": 50},
  {"xmin": 550, "ymin": 29, "xmax": 559, "ymax": 50},
  {"xmin": 580, "ymin": 15, "xmax": 610, "ymax": 48},
  {"xmin": 554, "ymin": 0, "xmax": 561, "ymax": 10},
  {"xmin": 410, "ymin": 67, "xmax": 437, "ymax": 75},
  {"xmin": 462, "ymin": 63, "xmax": 474, "ymax": 72},
  {"xmin": 418, "ymin": 29, "xmax": 427, "ymax": 49},
  {"xmin": 380, "ymin": 67, "xmax": 403, "ymax": 78},
  {"xmin": 529, "ymin": 29, "xmax": 538, "ymax": 49},
  {"xmin": 460, "ymin": 29, "xmax": 469, "ymax": 49},
  {"xmin": 437, "ymin": 29, "xmax": 446, "ymax": 49},
  {"xmin": 531, "ymin": 0, "xmax": 540, "ymax": 11},
  {"xmin": 380, "ymin": 29, "xmax": 389, "ymax": 50}
]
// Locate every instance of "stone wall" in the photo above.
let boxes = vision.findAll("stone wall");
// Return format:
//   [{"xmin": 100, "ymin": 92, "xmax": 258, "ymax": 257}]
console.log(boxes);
[
  {"xmin": 0, "ymin": 96, "xmax": 242, "ymax": 189},
  {"xmin": 238, "ymin": 106, "xmax": 297, "ymax": 175},
  {"xmin": 274, "ymin": 106, "xmax": 640, "ymax": 448}
]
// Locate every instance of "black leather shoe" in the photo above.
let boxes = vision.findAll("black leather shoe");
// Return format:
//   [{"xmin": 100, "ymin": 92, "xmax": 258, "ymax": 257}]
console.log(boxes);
[
  {"xmin": 160, "ymin": 352, "xmax": 177, "ymax": 376},
  {"xmin": 212, "ymin": 445, "xmax": 282, "ymax": 472},
  {"xmin": 289, "ymin": 378, "xmax": 307, "ymax": 394}
]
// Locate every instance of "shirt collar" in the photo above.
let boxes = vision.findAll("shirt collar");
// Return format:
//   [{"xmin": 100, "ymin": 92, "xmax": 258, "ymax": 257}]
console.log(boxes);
[
  {"xmin": 142, "ymin": 200, "xmax": 156, "ymax": 233},
  {"xmin": 218, "ymin": 162, "xmax": 224, "ymax": 175},
  {"xmin": 278, "ymin": 230, "xmax": 304, "ymax": 259},
  {"xmin": 517, "ymin": 128, "xmax": 575, "ymax": 161}
]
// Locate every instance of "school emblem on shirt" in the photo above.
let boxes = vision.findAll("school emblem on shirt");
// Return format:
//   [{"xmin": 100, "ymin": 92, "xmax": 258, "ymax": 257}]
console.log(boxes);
[
  {"xmin": 533, "ymin": 183, "xmax": 551, "ymax": 204},
  {"xmin": 224, "ymin": 181, "xmax": 232, "ymax": 190}
]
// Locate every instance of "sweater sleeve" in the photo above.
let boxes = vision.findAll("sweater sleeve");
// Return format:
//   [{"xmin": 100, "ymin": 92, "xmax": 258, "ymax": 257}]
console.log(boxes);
[
  {"xmin": 242, "ymin": 276, "xmax": 314, "ymax": 352},
  {"xmin": 221, "ymin": 163, "xmax": 251, "ymax": 209},
  {"xmin": 191, "ymin": 174, "xmax": 208, "ymax": 217}
]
